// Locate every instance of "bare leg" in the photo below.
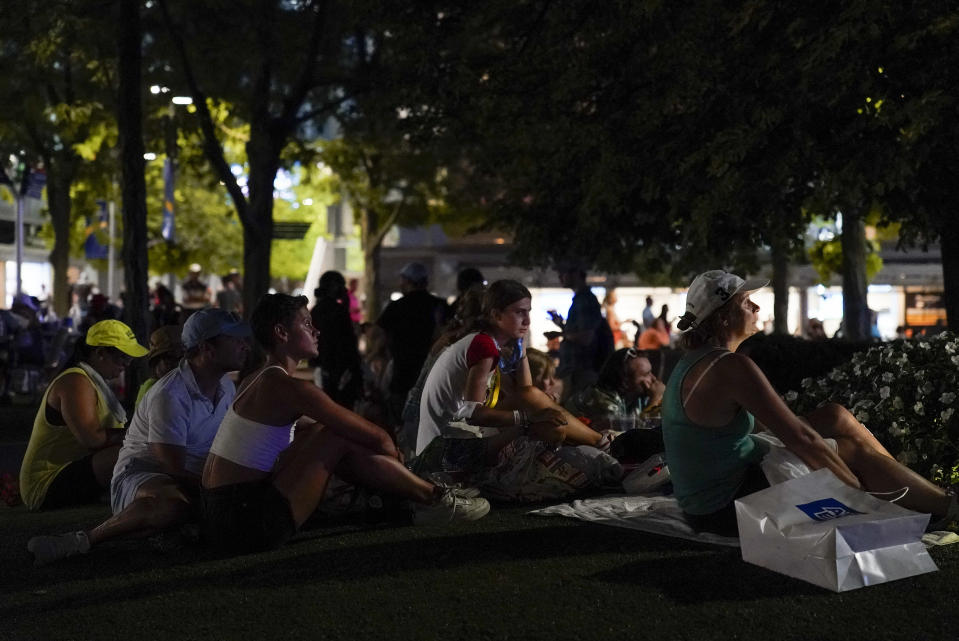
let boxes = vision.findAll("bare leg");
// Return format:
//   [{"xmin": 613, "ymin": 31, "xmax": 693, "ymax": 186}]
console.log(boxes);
[
  {"xmin": 832, "ymin": 435, "xmax": 950, "ymax": 516},
  {"xmin": 91, "ymin": 445, "xmax": 122, "ymax": 488},
  {"xmin": 272, "ymin": 429, "xmax": 436, "ymax": 526},
  {"xmin": 86, "ymin": 478, "xmax": 193, "ymax": 546},
  {"xmin": 517, "ymin": 386, "xmax": 601, "ymax": 446},
  {"xmin": 805, "ymin": 403, "xmax": 893, "ymax": 458}
]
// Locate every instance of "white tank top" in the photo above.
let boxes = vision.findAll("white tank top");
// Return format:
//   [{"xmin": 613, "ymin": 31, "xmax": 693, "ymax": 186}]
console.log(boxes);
[{"xmin": 208, "ymin": 366, "xmax": 295, "ymax": 472}]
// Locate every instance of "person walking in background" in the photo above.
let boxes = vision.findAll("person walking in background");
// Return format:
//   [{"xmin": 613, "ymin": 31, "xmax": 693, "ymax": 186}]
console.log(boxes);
[
  {"xmin": 658, "ymin": 304, "xmax": 672, "ymax": 336},
  {"xmin": 216, "ymin": 271, "xmax": 243, "ymax": 315},
  {"xmin": 310, "ymin": 271, "xmax": 363, "ymax": 410},
  {"xmin": 638, "ymin": 317, "xmax": 671, "ymax": 350},
  {"xmin": 452, "ymin": 267, "xmax": 485, "ymax": 312},
  {"xmin": 152, "ymin": 284, "xmax": 182, "ymax": 327},
  {"xmin": 553, "ymin": 261, "xmax": 614, "ymax": 398},
  {"xmin": 376, "ymin": 262, "xmax": 451, "ymax": 424},
  {"xmin": 20, "ymin": 320, "xmax": 148, "ymax": 511},
  {"xmin": 642, "ymin": 296, "xmax": 656, "ymax": 331},
  {"xmin": 181, "ymin": 264, "xmax": 212, "ymax": 312},
  {"xmin": 347, "ymin": 278, "xmax": 363, "ymax": 325},
  {"xmin": 603, "ymin": 289, "xmax": 627, "ymax": 348}
]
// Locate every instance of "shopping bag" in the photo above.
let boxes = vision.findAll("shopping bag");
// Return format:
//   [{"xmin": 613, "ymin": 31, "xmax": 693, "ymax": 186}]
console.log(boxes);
[{"xmin": 735, "ymin": 468, "xmax": 937, "ymax": 592}]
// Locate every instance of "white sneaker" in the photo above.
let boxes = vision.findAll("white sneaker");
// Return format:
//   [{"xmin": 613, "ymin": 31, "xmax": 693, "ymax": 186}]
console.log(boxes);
[
  {"xmin": 452, "ymin": 487, "xmax": 482, "ymax": 499},
  {"xmin": 412, "ymin": 488, "xmax": 490, "ymax": 526},
  {"xmin": 27, "ymin": 531, "xmax": 90, "ymax": 566}
]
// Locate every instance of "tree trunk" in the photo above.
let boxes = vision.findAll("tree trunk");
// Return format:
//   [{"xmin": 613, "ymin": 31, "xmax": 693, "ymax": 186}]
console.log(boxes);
[
  {"xmin": 45, "ymin": 159, "xmax": 76, "ymax": 318},
  {"xmin": 771, "ymin": 241, "xmax": 789, "ymax": 335},
  {"xmin": 116, "ymin": 0, "xmax": 150, "ymax": 400},
  {"xmin": 242, "ymin": 153, "xmax": 277, "ymax": 315},
  {"xmin": 360, "ymin": 205, "xmax": 382, "ymax": 320},
  {"xmin": 939, "ymin": 220, "xmax": 959, "ymax": 331},
  {"xmin": 840, "ymin": 209, "xmax": 869, "ymax": 341},
  {"xmin": 364, "ymin": 236, "xmax": 381, "ymax": 322}
]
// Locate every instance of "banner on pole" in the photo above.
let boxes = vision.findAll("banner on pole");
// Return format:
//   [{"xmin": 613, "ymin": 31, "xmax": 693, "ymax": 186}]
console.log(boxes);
[
  {"xmin": 84, "ymin": 200, "xmax": 110, "ymax": 260},
  {"xmin": 162, "ymin": 158, "xmax": 175, "ymax": 242}
]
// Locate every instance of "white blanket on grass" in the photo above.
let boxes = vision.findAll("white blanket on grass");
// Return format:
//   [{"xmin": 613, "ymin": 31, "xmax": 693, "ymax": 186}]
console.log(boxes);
[
  {"xmin": 529, "ymin": 492, "xmax": 958, "ymax": 548},
  {"xmin": 530, "ymin": 431, "xmax": 958, "ymax": 549},
  {"xmin": 529, "ymin": 493, "xmax": 740, "ymax": 547}
]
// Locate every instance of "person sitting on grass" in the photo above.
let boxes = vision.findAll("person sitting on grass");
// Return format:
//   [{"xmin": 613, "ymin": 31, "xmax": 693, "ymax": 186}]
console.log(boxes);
[
  {"xmin": 413, "ymin": 280, "xmax": 617, "ymax": 497},
  {"xmin": 526, "ymin": 348, "xmax": 562, "ymax": 403},
  {"xmin": 395, "ymin": 283, "xmax": 488, "ymax": 459},
  {"xmin": 134, "ymin": 325, "xmax": 186, "ymax": 406},
  {"xmin": 663, "ymin": 270, "xmax": 959, "ymax": 536},
  {"xmin": 27, "ymin": 310, "xmax": 251, "ymax": 565},
  {"xmin": 564, "ymin": 348, "xmax": 665, "ymax": 432},
  {"xmin": 200, "ymin": 293, "xmax": 490, "ymax": 557},
  {"xmin": 19, "ymin": 320, "xmax": 147, "ymax": 512}
]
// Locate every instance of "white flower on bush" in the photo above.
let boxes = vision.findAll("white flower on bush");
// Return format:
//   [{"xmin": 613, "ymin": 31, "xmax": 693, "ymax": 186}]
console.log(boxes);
[
  {"xmin": 785, "ymin": 332, "xmax": 959, "ymax": 480},
  {"xmin": 784, "ymin": 390, "xmax": 798, "ymax": 403},
  {"xmin": 801, "ymin": 377, "xmax": 813, "ymax": 389}
]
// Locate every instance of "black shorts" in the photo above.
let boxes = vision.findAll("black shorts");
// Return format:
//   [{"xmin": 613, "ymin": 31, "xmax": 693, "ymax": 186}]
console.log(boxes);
[
  {"xmin": 685, "ymin": 464, "xmax": 770, "ymax": 537},
  {"xmin": 41, "ymin": 455, "xmax": 103, "ymax": 510},
  {"xmin": 200, "ymin": 480, "xmax": 297, "ymax": 555}
]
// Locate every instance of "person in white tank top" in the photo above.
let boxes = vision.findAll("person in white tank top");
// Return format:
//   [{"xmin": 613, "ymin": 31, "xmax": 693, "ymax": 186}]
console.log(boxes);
[{"xmin": 200, "ymin": 293, "xmax": 492, "ymax": 556}]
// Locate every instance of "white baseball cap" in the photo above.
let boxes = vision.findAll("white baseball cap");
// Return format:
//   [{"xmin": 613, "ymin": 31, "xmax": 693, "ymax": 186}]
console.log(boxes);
[{"xmin": 676, "ymin": 270, "xmax": 768, "ymax": 331}]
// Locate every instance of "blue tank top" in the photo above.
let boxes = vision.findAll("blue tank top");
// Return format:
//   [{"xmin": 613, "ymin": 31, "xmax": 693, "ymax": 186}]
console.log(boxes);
[{"xmin": 662, "ymin": 347, "xmax": 764, "ymax": 515}]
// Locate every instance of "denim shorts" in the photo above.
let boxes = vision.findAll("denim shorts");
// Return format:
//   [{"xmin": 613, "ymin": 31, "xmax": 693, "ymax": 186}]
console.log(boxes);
[{"xmin": 110, "ymin": 458, "xmax": 170, "ymax": 514}]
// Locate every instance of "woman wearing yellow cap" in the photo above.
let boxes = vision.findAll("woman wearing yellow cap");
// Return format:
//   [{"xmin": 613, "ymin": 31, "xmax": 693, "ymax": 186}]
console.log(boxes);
[{"xmin": 19, "ymin": 319, "xmax": 147, "ymax": 510}]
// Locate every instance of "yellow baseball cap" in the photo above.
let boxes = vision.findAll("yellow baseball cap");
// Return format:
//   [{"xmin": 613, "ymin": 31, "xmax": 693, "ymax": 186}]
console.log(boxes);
[{"xmin": 86, "ymin": 320, "xmax": 149, "ymax": 357}]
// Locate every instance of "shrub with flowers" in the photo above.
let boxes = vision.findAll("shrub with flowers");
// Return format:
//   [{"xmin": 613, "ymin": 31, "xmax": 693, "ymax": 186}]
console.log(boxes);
[{"xmin": 786, "ymin": 331, "xmax": 959, "ymax": 484}]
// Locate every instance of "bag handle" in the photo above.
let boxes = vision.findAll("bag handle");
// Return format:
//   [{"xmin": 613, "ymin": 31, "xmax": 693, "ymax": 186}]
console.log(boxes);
[{"xmin": 868, "ymin": 487, "xmax": 909, "ymax": 503}]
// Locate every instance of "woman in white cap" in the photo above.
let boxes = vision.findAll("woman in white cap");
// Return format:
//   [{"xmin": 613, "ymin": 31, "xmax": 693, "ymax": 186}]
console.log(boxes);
[
  {"xmin": 19, "ymin": 319, "xmax": 148, "ymax": 511},
  {"xmin": 663, "ymin": 270, "xmax": 958, "ymax": 536}
]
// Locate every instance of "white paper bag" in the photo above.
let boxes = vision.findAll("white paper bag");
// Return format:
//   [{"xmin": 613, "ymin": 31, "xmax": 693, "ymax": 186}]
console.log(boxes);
[{"xmin": 735, "ymin": 468, "xmax": 937, "ymax": 592}]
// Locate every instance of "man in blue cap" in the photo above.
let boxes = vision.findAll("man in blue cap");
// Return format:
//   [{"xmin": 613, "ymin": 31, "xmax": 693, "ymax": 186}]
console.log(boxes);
[{"xmin": 27, "ymin": 309, "xmax": 252, "ymax": 565}]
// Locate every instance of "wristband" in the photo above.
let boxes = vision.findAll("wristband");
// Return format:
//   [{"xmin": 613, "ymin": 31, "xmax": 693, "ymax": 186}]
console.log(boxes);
[{"xmin": 514, "ymin": 410, "xmax": 530, "ymax": 433}]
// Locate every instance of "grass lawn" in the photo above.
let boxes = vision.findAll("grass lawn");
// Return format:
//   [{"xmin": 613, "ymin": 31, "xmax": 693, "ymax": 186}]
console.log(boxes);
[{"xmin": 3, "ymin": 497, "xmax": 958, "ymax": 641}]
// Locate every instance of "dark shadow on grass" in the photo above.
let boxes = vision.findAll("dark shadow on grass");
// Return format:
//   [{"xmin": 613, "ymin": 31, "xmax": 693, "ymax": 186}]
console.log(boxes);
[
  {"xmin": 592, "ymin": 553, "xmax": 824, "ymax": 602},
  {"xmin": 3, "ymin": 520, "xmax": 732, "ymax": 617}
]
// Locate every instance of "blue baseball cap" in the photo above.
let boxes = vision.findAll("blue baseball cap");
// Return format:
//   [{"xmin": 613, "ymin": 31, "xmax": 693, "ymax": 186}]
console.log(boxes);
[{"xmin": 182, "ymin": 309, "xmax": 251, "ymax": 349}]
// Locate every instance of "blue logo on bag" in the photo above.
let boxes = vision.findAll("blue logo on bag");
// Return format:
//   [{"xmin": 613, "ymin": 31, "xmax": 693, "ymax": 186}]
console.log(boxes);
[{"xmin": 796, "ymin": 498, "xmax": 863, "ymax": 522}]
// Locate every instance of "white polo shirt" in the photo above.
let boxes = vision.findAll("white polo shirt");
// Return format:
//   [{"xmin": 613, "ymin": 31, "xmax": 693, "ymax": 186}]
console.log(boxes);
[{"xmin": 113, "ymin": 359, "xmax": 235, "ymax": 478}]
